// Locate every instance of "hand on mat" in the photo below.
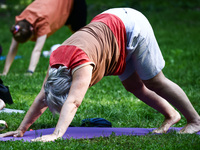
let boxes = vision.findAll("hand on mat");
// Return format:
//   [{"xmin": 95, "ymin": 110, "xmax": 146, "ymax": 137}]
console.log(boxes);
[
  {"xmin": 31, "ymin": 134, "xmax": 61, "ymax": 142},
  {"xmin": 0, "ymin": 130, "xmax": 24, "ymax": 137}
]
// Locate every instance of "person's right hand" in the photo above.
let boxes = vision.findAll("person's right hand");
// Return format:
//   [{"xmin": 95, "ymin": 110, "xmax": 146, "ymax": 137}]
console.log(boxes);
[{"xmin": 0, "ymin": 130, "xmax": 24, "ymax": 138}]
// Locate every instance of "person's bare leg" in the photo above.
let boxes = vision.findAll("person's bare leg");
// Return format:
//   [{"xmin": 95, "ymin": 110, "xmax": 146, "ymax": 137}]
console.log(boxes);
[
  {"xmin": 143, "ymin": 71, "xmax": 200, "ymax": 133},
  {"xmin": 122, "ymin": 72, "xmax": 181, "ymax": 133}
]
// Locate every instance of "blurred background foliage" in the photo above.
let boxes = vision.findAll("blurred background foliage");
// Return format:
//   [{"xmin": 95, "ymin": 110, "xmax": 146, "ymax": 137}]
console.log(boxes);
[
  {"xmin": 1, "ymin": 0, "xmax": 200, "ymax": 14},
  {"xmin": 1, "ymin": 0, "xmax": 200, "ymax": 26},
  {"xmin": 0, "ymin": 0, "xmax": 33, "ymax": 15}
]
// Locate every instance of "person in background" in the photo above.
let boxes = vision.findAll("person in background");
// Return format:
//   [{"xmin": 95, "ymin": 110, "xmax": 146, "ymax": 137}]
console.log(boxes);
[
  {"xmin": 0, "ymin": 99, "xmax": 5, "ymax": 110},
  {"xmin": 0, "ymin": 78, "xmax": 13, "ymax": 107},
  {"xmin": 1, "ymin": 8, "xmax": 200, "ymax": 142},
  {"xmin": 0, "ymin": 0, "xmax": 87, "ymax": 76}
]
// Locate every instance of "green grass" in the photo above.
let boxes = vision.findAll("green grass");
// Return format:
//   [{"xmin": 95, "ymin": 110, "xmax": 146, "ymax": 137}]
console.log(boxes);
[{"xmin": 1, "ymin": 0, "xmax": 200, "ymax": 149}]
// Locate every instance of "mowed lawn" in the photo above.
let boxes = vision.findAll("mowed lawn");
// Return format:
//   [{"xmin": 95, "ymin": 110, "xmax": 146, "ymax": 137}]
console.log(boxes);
[{"xmin": 0, "ymin": 0, "xmax": 200, "ymax": 149}]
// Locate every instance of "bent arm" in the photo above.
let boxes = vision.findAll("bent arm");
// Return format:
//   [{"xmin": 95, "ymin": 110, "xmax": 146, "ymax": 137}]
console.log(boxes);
[
  {"xmin": 28, "ymin": 35, "xmax": 47, "ymax": 72},
  {"xmin": 2, "ymin": 38, "xmax": 19, "ymax": 75}
]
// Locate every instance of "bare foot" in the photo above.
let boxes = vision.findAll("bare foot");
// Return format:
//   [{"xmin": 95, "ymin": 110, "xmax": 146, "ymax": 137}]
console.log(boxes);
[
  {"xmin": 153, "ymin": 110, "xmax": 181, "ymax": 133},
  {"xmin": 0, "ymin": 99, "xmax": 6, "ymax": 110},
  {"xmin": 179, "ymin": 119, "xmax": 200, "ymax": 134}
]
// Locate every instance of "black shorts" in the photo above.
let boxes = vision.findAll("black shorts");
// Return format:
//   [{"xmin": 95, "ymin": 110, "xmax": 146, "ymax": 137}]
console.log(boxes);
[{"xmin": 65, "ymin": 0, "xmax": 87, "ymax": 32}]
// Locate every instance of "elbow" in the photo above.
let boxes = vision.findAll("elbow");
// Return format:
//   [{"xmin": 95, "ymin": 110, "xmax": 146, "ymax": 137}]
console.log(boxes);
[
  {"xmin": 73, "ymin": 100, "xmax": 82, "ymax": 108},
  {"xmin": 35, "ymin": 98, "xmax": 47, "ymax": 109},
  {"xmin": 70, "ymin": 98, "xmax": 82, "ymax": 110},
  {"xmin": 35, "ymin": 91, "xmax": 47, "ymax": 108},
  {"xmin": 64, "ymin": 100, "xmax": 81, "ymax": 114}
]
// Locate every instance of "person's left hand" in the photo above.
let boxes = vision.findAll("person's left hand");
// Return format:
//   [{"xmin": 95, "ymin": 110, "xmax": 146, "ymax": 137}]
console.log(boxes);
[{"xmin": 31, "ymin": 134, "xmax": 61, "ymax": 142}]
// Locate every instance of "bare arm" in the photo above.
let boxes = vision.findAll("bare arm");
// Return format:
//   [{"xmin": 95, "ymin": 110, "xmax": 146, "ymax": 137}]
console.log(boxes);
[
  {"xmin": 16, "ymin": 88, "xmax": 48, "ymax": 135},
  {"xmin": 1, "ymin": 38, "xmax": 19, "ymax": 75},
  {"xmin": 0, "ymin": 66, "xmax": 50, "ymax": 137},
  {"xmin": 32, "ymin": 65, "xmax": 93, "ymax": 142},
  {"xmin": 28, "ymin": 35, "xmax": 47, "ymax": 73}
]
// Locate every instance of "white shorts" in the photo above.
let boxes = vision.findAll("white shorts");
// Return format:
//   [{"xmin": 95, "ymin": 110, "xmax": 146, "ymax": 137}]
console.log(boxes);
[{"xmin": 103, "ymin": 8, "xmax": 165, "ymax": 81}]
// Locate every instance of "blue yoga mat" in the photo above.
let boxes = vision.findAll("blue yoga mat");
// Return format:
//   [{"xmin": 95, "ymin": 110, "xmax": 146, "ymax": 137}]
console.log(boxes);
[
  {"xmin": 0, "ymin": 56, "xmax": 22, "ymax": 61},
  {"xmin": 0, "ymin": 127, "xmax": 199, "ymax": 142}
]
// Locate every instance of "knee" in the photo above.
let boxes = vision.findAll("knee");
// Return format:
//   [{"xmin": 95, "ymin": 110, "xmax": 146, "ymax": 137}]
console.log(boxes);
[
  {"xmin": 143, "ymin": 79, "xmax": 162, "ymax": 93},
  {"xmin": 143, "ymin": 72, "xmax": 167, "ymax": 92},
  {"xmin": 122, "ymin": 72, "xmax": 147, "ymax": 96},
  {"xmin": 123, "ymin": 81, "xmax": 145, "ymax": 96}
]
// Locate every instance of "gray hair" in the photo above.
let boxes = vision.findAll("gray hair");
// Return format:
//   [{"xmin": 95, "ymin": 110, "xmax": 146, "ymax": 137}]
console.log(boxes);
[{"xmin": 44, "ymin": 66, "xmax": 72, "ymax": 114}]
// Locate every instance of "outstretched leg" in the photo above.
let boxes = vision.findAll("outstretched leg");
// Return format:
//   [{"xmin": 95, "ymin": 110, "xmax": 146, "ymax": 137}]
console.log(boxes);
[
  {"xmin": 122, "ymin": 72, "xmax": 181, "ymax": 133},
  {"xmin": 143, "ymin": 71, "xmax": 200, "ymax": 133}
]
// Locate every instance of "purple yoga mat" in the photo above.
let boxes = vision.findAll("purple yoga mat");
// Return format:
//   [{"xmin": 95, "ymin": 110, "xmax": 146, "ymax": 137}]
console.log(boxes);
[{"xmin": 0, "ymin": 127, "xmax": 199, "ymax": 142}]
